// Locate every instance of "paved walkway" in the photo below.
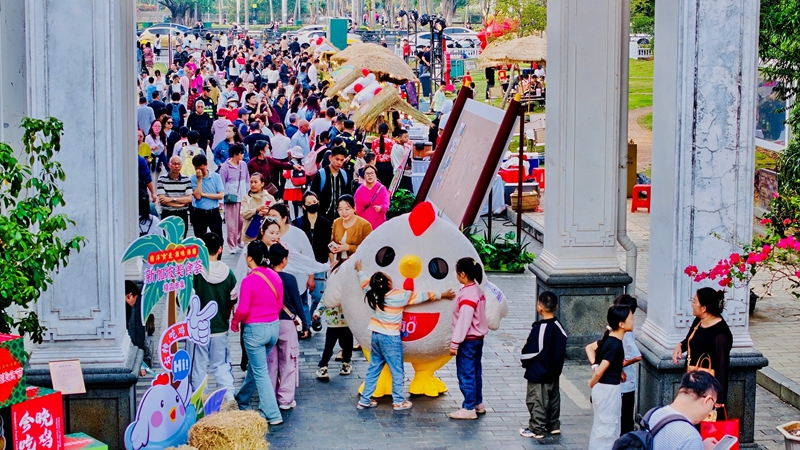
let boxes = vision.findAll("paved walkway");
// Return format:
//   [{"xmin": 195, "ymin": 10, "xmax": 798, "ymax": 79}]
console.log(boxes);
[
  {"xmin": 132, "ymin": 219, "xmax": 798, "ymax": 449},
  {"xmin": 628, "ymin": 107, "xmax": 653, "ymax": 172}
]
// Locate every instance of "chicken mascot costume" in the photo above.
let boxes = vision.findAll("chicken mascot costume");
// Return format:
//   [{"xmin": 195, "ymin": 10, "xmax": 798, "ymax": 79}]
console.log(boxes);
[{"xmin": 325, "ymin": 201, "xmax": 503, "ymax": 397}]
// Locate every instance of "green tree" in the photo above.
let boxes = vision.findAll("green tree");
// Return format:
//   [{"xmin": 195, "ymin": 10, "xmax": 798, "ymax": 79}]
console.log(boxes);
[
  {"xmin": 159, "ymin": 0, "xmax": 217, "ymax": 24},
  {"xmin": 759, "ymin": 0, "xmax": 800, "ymax": 194},
  {"xmin": 0, "ymin": 118, "xmax": 85, "ymax": 344},
  {"xmin": 494, "ymin": 0, "xmax": 546, "ymax": 37},
  {"xmin": 630, "ymin": 0, "xmax": 655, "ymax": 34}
]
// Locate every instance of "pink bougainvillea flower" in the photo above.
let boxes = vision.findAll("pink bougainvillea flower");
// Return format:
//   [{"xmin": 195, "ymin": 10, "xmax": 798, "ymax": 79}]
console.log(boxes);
[
  {"xmin": 719, "ymin": 278, "xmax": 731, "ymax": 287},
  {"xmin": 795, "ymin": 270, "xmax": 800, "ymax": 278},
  {"xmin": 773, "ymin": 192, "xmax": 780, "ymax": 198},
  {"xmin": 684, "ymin": 265, "xmax": 698, "ymax": 276},
  {"xmin": 694, "ymin": 272, "xmax": 708, "ymax": 282},
  {"xmin": 760, "ymin": 218, "xmax": 772, "ymax": 225},
  {"xmin": 784, "ymin": 218, "xmax": 793, "ymax": 225},
  {"xmin": 730, "ymin": 253, "xmax": 741, "ymax": 264},
  {"xmin": 762, "ymin": 244, "xmax": 772, "ymax": 254}
]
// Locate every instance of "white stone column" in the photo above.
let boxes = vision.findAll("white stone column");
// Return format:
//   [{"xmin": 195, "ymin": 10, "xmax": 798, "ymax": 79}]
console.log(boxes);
[
  {"xmin": 531, "ymin": 0, "xmax": 632, "ymax": 358},
  {"xmin": 536, "ymin": 0, "xmax": 629, "ymax": 274},
  {"xmin": 638, "ymin": 1, "xmax": 766, "ymax": 445},
  {"xmin": 642, "ymin": 0, "xmax": 759, "ymax": 350},
  {"xmin": 0, "ymin": 0, "xmax": 28, "ymax": 146},
  {"xmin": 22, "ymin": 0, "xmax": 138, "ymax": 368}
]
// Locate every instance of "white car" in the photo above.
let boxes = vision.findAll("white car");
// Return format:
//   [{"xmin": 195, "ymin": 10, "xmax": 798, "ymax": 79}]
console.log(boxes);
[
  {"xmin": 443, "ymin": 26, "xmax": 480, "ymax": 46},
  {"xmin": 410, "ymin": 32, "xmax": 477, "ymax": 50}
]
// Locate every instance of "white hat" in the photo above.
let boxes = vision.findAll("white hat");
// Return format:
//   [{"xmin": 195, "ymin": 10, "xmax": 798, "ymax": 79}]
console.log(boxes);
[{"xmin": 290, "ymin": 146, "xmax": 304, "ymax": 159}]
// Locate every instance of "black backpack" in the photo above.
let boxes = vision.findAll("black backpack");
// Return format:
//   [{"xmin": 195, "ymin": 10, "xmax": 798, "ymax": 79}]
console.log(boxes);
[{"xmin": 611, "ymin": 407, "xmax": 692, "ymax": 450}]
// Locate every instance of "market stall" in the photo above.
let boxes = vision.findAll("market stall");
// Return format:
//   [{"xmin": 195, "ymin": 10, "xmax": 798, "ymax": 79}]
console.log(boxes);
[{"xmin": 478, "ymin": 34, "xmax": 547, "ymax": 109}]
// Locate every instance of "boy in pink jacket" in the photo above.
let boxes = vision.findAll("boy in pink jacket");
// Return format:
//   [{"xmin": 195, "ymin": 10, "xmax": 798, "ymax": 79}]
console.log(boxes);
[{"xmin": 449, "ymin": 257, "xmax": 489, "ymax": 420}]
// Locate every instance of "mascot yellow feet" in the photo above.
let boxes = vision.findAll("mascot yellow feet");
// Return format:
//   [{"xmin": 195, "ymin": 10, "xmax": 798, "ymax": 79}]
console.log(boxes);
[{"xmin": 409, "ymin": 355, "xmax": 452, "ymax": 397}]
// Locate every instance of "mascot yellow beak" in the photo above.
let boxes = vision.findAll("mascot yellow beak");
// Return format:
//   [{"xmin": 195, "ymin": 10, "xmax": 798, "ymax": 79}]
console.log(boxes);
[{"xmin": 399, "ymin": 254, "xmax": 423, "ymax": 290}]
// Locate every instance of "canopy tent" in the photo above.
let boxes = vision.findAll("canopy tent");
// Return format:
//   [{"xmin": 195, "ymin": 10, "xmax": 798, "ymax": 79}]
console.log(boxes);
[
  {"xmin": 352, "ymin": 85, "xmax": 434, "ymax": 133},
  {"xmin": 478, "ymin": 34, "xmax": 547, "ymax": 67},
  {"xmin": 330, "ymin": 43, "xmax": 416, "ymax": 84}
]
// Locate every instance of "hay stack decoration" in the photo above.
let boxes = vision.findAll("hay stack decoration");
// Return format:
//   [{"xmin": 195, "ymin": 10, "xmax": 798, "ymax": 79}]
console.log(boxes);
[
  {"xmin": 188, "ymin": 410, "xmax": 269, "ymax": 450},
  {"xmin": 124, "ymin": 297, "xmax": 229, "ymax": 450}
]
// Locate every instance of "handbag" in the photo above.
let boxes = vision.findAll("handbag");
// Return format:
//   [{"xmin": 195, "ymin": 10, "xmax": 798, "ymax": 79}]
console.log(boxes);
[
  {"xmin": 265, "ymin": 182, "xmax": 279, "ymax": 196},
  {"xmin": 359, "ymin": 184, "xmax": 384, "ymax": 215},
  {"xmin": 686, "ymin": 322, "xmax": 716, "ymax": 376},
  {"xmin": 223, "ymin": 164, "xmax": 244, "ymax": 204},
  {"xmin": 700, "ymin": 405, "xmax": 739, "ymax": 449}
]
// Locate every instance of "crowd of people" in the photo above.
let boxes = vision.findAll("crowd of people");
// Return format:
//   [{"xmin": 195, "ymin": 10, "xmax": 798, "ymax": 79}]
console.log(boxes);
[{"xmin": 131, "ymin": 27, "xmax": 728, "ymax": 447}]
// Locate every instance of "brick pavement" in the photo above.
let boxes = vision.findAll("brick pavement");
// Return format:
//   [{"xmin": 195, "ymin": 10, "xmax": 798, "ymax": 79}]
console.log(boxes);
[{"xmin": 136, "ymin": 241, "xmax": 798, "ymax": 449}]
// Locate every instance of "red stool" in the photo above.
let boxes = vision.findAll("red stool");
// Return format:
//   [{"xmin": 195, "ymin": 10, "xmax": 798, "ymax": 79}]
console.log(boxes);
[
  {"xmin": 631, "ymin": 184, "xmax": 651, "ymax": 212},
  {"xmin": 532, "ymin": 168, "xmax": 545, "ymax": 189}
]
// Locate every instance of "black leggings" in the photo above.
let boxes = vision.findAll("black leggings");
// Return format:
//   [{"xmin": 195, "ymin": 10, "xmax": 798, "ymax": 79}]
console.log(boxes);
[
  {"xmin": 319, "ymin": 326, "xmax": 353, "ymax": 367},
  {"xmin": 620, "ymin": 390, "xmax": 636, "ymax": 435}
]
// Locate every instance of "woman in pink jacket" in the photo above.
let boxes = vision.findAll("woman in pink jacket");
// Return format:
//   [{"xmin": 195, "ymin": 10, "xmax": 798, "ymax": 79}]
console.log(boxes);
[
  {"xmin": 231, "ymin": 240, "xmax": 285, "ymax": 425},
  {"xmin": 354, "ymin": 165, "xmax": 390, "ymax": 230}
]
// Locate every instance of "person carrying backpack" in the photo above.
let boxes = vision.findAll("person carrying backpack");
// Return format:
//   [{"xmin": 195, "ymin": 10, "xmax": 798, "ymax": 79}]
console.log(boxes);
[
  {"xmin": 612, "ymin": 371, "xmax": 723, "ymax": 450},
  {"xmin": 166, "ymin": 92, "xmax": 188, "ymax": 128}
]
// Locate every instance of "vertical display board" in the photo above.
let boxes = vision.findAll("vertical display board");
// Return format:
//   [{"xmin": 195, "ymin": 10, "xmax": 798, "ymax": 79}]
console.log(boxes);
[{"xmin": 418, "ymin": 87, "xmax": 520, "ymax": 227}]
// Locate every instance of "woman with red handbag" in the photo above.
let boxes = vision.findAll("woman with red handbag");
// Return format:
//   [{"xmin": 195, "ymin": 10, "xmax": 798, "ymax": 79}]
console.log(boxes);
[{"xmin": 672, "ymin": 287, "xmax": 733, "ymax": 419}]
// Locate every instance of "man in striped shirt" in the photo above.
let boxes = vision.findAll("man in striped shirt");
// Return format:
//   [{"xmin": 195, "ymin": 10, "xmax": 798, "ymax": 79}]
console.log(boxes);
[{"xmin": 157, "ymin": 156, "xmax": 193, "ymax": 237}]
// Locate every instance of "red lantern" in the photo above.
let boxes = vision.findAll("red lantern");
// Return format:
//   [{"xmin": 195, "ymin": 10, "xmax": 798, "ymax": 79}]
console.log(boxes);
[
  {"xmin": 361, "ymin": 68, "xmax": 370, "ymax": 76},
  {"xmin": 373, "ymin": 87, "xmax": 382, "ymax": 95},
  {"xmin": 354, "ymin": 83, "xmax": 364, "ymax": 93},
  {"xmin": 316, "ymin": 37, "xmax": 324, "ymax": 45}
]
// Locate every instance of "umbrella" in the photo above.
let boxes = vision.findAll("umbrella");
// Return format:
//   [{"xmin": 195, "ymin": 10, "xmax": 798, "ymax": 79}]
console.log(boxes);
[
  {"xmin": 352, "ymin": 85, "xmax": 434, "ymax": 133},
  {"xmin": 478, "ymin": 34, "xmax": 547, "ymax": 67},
  {"xmin": 331, "ymin": 43, "xmax": 416, "ymax": 84}
]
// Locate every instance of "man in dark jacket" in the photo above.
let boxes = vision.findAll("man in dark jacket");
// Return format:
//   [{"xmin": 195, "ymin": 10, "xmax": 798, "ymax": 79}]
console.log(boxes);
[
  {"xmin": 186, "ymin": 99, "xmax": 213, "ymax": 150},
  {"xmin": 309, "ymin": 146, "xmax": 351, "ymax": 222},
  {"xmin": 519, "ymin": 291, "xmax": 567, "ymax": 439}
]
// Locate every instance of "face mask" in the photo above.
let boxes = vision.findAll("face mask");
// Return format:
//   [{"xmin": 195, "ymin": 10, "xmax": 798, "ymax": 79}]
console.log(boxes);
[{"xmin": 305, "ymin": 203, "xmax": 320, "ymax": 214}]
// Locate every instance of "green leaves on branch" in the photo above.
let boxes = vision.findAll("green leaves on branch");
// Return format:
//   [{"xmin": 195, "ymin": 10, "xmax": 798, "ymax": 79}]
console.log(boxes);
[
  {"xmin": 0, "ymin": 117, "xmax": 85, "ymax": 344},
  {"xmin": 464, "ymin": 227, "xmax": 535, "ymax": 273}
]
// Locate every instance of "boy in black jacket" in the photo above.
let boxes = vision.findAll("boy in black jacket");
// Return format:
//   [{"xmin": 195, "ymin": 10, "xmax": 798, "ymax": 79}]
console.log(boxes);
[{"xmin": 519, "ymin": 291, "xmax": 568, "ymax": 439}]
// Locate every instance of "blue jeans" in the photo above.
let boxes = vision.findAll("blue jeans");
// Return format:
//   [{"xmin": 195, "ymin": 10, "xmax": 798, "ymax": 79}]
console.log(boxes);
[
  {"xmin": 456, "ymin": 338, "xmax": 484, "ymax": 410},
  {"xmin": 308, "ymin": 272, "xmax": 326, "ymax": 325},
  {"xmin": 360, "ymin": 332, "xmax": 405, "ymax": 405},
  {"xmin": 235, "ymin": 321, "xmax": 281, "ymax": 422},
  {"xmin": 186, "ymin": 333, "xmax": 236, "ymax": 401}
]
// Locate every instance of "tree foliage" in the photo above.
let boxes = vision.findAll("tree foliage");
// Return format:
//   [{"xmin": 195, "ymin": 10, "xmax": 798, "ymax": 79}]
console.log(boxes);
[
  {"xmin": 159, "ymin": 0, "xmax": 217, "ymax": 24},
  {"xmin": 759, "ymin": 0, "xmax": 800, "ymax": 194},
  {"xmin": 494, "ymin": 0, "xmax": 546, "ymax": 37},
  {"xmin": 0, "ymin": 118, "xmax": 85, "ymax": 344},
  {"xmin": 630, "ymin": 0, "xmax": 655, "ymax": 34}
]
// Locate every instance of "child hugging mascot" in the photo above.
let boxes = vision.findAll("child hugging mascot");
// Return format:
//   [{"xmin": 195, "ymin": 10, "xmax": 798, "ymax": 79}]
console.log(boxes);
[{"xmin": 324, "ymin": 201, "xmax": 507, "ymax": 397}]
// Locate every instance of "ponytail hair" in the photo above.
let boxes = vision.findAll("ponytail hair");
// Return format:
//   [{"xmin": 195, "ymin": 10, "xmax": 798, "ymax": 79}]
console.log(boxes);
[
  {"xmin": 246, "ymin": 241, "xmax": 270, "ymax": 267},
  {"xmin": 696, "ymin": 287, "xmax": 725, "ymax": 316},
  {"xmin": 593, "ymin": 305, "xmax": 632, "ymax": 364},
  {"xmin": 455, "ymin": 257, "xmax": 483, "ymax": 284},
  {"xmin": 377, "ymin": 123, "xmax": 389, "ymax": 155},
  {"xmin": 365, "ymin": 272, "xmax": 391, "ymax": 312}
]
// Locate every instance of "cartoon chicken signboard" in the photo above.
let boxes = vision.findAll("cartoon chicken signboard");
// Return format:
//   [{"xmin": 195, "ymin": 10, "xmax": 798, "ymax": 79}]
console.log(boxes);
[
  {"xmin": 120, "ymin": 216, "xmax": 227, "ymax": 450},
  {"xmin": 325, "ymin": 202, "xmax": 507, "ymax": 397}
]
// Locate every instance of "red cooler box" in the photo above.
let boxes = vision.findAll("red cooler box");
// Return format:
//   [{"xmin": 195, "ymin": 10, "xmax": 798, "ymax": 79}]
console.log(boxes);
[{"xmin": 0, "ymin": 386, "xmax": 64, "ymax": 450}]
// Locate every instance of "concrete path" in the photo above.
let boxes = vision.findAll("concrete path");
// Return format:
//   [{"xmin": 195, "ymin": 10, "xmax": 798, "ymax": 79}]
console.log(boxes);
[{"xmin": 628, "ymin": 107, "xmax": 653, "ymax": 172}]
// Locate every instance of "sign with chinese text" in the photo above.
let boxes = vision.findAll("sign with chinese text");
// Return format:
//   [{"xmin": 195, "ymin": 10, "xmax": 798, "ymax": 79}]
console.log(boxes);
[
  {"xmin": 0, "ymin": 386, "xmax": 65, "ymax": 450},
  {"xmin": 0, "ymin": 335, "xmax": 26, "ymax": 409}
]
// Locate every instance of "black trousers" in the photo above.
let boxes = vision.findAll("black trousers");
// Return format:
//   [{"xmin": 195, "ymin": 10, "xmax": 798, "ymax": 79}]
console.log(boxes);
[
  {"xmin": 319, "ymin": 326, "xmax": 353, "ymax": 367},
  {"xmin": 160, "ymin": 209, "xmax": 190, "ymax": 238},
  {"xmin": 191, "ymin": 207, "xmax": 223, "ymax": 239},
  {"xmin": 621, "ymin": 390, "xmax": 636, "ymax": 434}
]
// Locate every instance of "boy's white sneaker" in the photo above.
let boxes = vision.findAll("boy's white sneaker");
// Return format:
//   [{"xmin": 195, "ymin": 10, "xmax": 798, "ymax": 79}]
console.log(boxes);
[
  {"xmin": 449, "ymin": 408, "xmax": 478, "ymax": 420},
  {"xmin": 279, "ymin": 401, "xmax": 296, "ymax": 410},
  {"xmin": 316, "ymin": 366, "xmax": 329, "ymax": 379},
  {"xmin": 339, "ymin": 362, "xmax": 352, "ymax": 375}
]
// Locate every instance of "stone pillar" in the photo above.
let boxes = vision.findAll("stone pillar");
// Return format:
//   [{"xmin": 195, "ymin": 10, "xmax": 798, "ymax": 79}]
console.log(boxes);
[
  {"xmin": 530, "ymin": 0, "xmax": 632, "ymax": 358},
  {"xmin": 0, "ymin": 0, "xmax": 27, "ymax": 145},
  {"xmin": 638, "ymin": 0, "xmax": 767, "ymax": 446},
  {"xmin": 17, "ymin": 1, "xmax": 142, "ymax": 448}
]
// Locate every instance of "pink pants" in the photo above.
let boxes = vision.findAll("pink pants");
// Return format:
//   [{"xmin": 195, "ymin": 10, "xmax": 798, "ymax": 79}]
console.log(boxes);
[
  {"xmin": 267, "ymin": 319, "xmax": 299, "ymax": 406},
  {"xmin": 224, "ymin": 202, "xmax": 243, "ymax": 250}
]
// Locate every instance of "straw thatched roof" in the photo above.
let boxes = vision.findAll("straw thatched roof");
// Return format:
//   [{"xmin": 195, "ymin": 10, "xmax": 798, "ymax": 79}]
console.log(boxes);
[
  {"xmin": 325, "ymin": 68, "xmax": 362, "ymax": 99},
  {"xmin": 479, "ymin": 34, "xmax": 547, "ymax": 67},
  {"xmin": 330, "ymin": 43, "xmax": 416, "ymax": 84},
  {"xmin": 352, "ymin": 85, "xmax": 433, "ymax": 133}
]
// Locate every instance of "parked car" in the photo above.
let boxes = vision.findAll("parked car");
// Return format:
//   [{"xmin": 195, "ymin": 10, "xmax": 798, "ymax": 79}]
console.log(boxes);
[
  {"xmin": 409, "ymin": 32, "xmax": 458, "ymax": 50},
  {"xmin": 442, "ymin": 27, "xmax": 480, "ymax": 47},
  {"xmin": 139, "ymin": 23, "xmax": 191, "ymax": 47},
  {"xmin": 288, "ymin": 24, "xmax": 326, "ymax": 38}
]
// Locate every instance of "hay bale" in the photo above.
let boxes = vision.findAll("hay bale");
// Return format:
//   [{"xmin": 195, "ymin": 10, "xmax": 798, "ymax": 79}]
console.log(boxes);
[
  {"xmin": 165, "ymin": 446, "xmax": 198, "ymax": 450},
  {"xmin": 188, "ymin": 410, "xmax": 268, "ymax": 450}
]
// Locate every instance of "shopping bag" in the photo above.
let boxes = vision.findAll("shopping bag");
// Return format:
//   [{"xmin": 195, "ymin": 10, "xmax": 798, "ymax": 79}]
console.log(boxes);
[{"xmin": 700, "ymin": 406, "xmax": 739, "ymax": 450}]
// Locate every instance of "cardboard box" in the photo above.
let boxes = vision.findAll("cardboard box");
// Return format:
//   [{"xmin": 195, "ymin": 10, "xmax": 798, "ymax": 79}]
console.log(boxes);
[
  {"xmin": 0, "ymin": 335, "xmax": 26, "ymax": 409},
  {"xmin": 0, "ymin": 386, "xmax": 64, "ymax": 450},
  {"xmin": 64, "ymin": 433, "xmax": 108, "ymax": 450}
]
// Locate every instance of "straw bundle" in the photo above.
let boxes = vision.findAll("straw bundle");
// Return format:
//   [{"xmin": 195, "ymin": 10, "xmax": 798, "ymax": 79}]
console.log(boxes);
[
  {"xmin": 165, "ymin": 446, "xmax": 198, "ymax": 450},
  {"xmin": 188, "ymin": 410, "xmax": 268, "ymax": 450},
  {"xmin": 331, "ymin": 43, "xmax": 416, "ymax": 84},
  {"xmin": 478, "ymin": 34, "xmax": 547, "ymax": 67},
  {"xmin": 326, "ymin": 68, "xmax": 362, "ymax": 99},
  {"xmin": 352, "ymin": 85, "xmax": 434, "ymax": 133}
]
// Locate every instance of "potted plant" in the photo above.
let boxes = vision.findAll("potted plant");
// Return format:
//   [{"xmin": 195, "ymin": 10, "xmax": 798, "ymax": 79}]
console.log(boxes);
[
  {"xmin": 387, "ymin": 188, "xmax": 415, "ymax": 219},
  {"xmin": 464, "ymin": 228, "xmax": 535, "ymax": 273},
  {"xmin": 776, "ymin": 421, "xmax": 800, "ymax": 449}
]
